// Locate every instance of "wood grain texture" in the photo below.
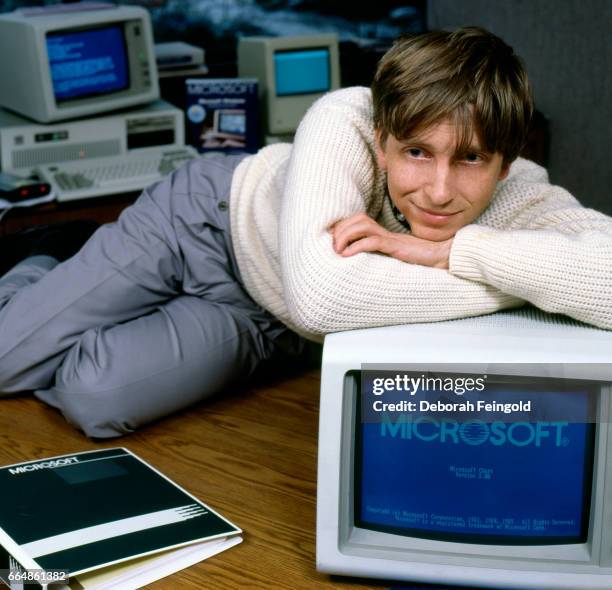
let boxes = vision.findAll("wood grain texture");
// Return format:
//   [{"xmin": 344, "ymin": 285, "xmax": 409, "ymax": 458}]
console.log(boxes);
[{"xmin": 0, "ymin": 369, "xmax": 388, "ymax": 589}]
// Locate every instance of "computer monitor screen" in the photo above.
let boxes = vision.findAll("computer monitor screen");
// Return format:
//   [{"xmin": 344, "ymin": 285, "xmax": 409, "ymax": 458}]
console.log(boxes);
[
  {"xmin": 274, "ymin": 49, "xmax": 330, "ymax": 96},
  {"xmin": 47, "ymin": 26, "xmax": 129, "ymax": 102},
  {"xmin": 218, "ymin": 111, "xmax": 246, "ymax": 135},
  {"xmin": 356, "ymin": 384, "xmax": 596, "ymax": 545},
  {"xmin": 0, "ymin": 5, "xmax": 158, "ymax": 123}
]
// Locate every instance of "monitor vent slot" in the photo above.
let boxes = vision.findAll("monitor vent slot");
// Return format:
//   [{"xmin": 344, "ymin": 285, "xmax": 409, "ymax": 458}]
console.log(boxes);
[{"xmin": 12, "ymin": 139, "xmax": 122, "ymax": 168}]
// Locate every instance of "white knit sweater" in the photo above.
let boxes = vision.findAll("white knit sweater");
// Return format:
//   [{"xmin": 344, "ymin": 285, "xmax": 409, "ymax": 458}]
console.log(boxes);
[{"xmin": 230, "ymin": 87, "xmax": 612, "ymax": 341}]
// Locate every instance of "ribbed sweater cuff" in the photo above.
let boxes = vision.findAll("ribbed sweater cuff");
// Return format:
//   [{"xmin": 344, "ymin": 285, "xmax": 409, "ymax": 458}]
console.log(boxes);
[{"xmin": 448, "ymin": 225, "xmax": 496, "ymax": 282}]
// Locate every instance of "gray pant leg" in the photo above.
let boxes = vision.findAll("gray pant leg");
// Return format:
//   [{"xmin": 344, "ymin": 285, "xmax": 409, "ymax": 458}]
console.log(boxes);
[
  {"xmin": 0, "ymin": 188, "xmax": 183, "ymax": 391},
  {"xmin": 0, "ymin": 255, "xmax": 57, "ymax": 307},
  {"xmin": 0, "ymin": 156, "xmax": 234, "ymax": 392},
  {"xmin": 0, "ymin": 155, "xmax": 304, "ymax": 435},
  {"xmin": 38, "ymin": 294, "xmax": 275, "ymax": 438}
]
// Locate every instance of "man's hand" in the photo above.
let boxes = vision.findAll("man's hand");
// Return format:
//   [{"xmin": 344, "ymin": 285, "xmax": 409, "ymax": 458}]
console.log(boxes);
[{"xmin": 330, "ymin": 212, "xmax": 452, "ymax": 269}]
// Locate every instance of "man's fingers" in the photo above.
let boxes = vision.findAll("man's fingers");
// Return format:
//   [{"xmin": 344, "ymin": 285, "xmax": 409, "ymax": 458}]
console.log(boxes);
[
  {"xmin": 331, "ymin": 211, "xmax": 369, "ymax": 232},
  {"xmin": 333, "ymin": 221, "xmax": 452, "ymax": 269},
  {"xmin": 333, "ymin": 215, "xmax": 387, "ymax": 253},
  {"xmin": 335, "ymin": 222, "xmax": 377, "ymax": 252},
  {"xmin": 340, "ymin": 235, "xmax": 389, "ymax": 257}
]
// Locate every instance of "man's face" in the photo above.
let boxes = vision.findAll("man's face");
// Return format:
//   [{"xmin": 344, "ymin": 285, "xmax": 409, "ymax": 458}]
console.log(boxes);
[{"xmin": 375, "ymin": 118, "xmax": 510, "ymax": 242}]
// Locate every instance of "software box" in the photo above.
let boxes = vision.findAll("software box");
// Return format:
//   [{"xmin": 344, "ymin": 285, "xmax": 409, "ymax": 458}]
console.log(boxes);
[{"xmin": 185, "ymin": 78, "xmax": 259, "ymax": 155}]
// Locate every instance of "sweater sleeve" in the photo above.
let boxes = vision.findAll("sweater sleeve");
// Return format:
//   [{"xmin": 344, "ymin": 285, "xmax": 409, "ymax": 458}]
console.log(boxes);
[
  {"xmin": 449, "ymin": 183, "xmax": 612, "ymax": 329},
  {"xmin": 278, "ymin": 89, "xmax": 523, "ymax": 337}
]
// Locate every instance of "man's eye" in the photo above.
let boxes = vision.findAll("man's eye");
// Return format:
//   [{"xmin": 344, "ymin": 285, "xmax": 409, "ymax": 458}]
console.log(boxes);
[
  {"xmin": 407, "ymin": 148, "xmax": 425, "ymax": 158},
  {"xmin": 464, "ymin": 152, "xmax": 482, "ymax": 163}
]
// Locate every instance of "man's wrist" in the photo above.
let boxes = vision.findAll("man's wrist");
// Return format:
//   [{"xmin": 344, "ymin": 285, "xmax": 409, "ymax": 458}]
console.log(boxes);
[{"xmin": 435, "ymin": 239, "xmax": 452, "ymax": 269}]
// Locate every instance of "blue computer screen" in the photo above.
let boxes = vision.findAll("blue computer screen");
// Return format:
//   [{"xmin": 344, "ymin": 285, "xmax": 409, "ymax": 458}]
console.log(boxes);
[
  {"xmin": 357, "ymin": 386, "xmax": 595, "ymax": 544},
  {"xmin": 47, "ymin": 26, "xmax": 129, "ymax": 101},
  {"xmin": 274, "ymin": 49, "xmax": 330, "ymax": 96}
]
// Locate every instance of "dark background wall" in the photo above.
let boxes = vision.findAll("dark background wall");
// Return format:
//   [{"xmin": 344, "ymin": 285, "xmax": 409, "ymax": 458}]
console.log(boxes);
[{"xmin": 428, "ymin": 0, "xmax": 612, "ymax": 213}]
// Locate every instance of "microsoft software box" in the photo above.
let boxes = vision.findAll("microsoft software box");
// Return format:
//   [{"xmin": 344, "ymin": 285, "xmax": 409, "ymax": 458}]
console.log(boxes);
[
  {"xmin": 185, "ymin": 78, "xmax": 259, "ymax": 155},
  {"xmin": 0, "ymin": 448, "xmax": 241, "ymax": 589}
]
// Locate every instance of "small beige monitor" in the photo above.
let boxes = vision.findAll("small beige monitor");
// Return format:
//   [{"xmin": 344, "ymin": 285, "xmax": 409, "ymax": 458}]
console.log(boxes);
[{"xmin": 238, "ymin": 34, "xmax": 340, "ymax": 141}]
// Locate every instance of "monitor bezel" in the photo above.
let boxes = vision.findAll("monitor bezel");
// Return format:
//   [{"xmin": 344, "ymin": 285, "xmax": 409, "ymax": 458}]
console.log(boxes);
[
  {"xmin": 337, "ymin": 369, "xmax": 610, "ymax": 567},
  {"xmin": 0, "ymin": 5, "xmax": 159, "ymax": 123}
]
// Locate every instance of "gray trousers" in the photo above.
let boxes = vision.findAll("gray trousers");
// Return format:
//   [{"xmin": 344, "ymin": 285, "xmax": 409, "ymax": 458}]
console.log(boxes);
[{"xmin": 0, "ymin": 155, "xmax": 304, "ymax": 438}]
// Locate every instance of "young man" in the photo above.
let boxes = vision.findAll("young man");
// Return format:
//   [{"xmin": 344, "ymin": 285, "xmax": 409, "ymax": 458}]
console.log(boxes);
[{"xmin": 1, "ymin": 27, "xmax": 610, "ymax": 438}]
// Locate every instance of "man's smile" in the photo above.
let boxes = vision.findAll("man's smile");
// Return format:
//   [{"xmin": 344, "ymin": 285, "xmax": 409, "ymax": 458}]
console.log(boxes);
[{"xmin": 410, "ymin": 202, "xmax": 461, "ymax": 224}]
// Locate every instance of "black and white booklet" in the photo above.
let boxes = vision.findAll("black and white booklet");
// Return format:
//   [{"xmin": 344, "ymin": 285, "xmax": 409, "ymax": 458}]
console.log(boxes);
[{"xmin": 0, "ymin": 448, "xmax": 242, "ymax": 589}]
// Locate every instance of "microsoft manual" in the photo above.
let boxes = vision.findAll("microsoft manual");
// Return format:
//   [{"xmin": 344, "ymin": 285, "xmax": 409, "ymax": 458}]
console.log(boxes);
[{"xmin": 0, "ymin": 448, "xmax": 242, "ymax": 589}]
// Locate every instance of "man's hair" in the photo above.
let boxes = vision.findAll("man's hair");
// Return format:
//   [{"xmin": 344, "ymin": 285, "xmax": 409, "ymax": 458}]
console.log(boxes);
[{"xmin": 372, "ymin": 27, "xmax": 533, "ymax": 164}]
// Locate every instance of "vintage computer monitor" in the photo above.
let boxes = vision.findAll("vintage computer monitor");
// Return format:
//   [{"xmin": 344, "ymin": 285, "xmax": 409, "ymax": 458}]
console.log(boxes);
[
  {"xmin": 237, "ymin": 34, "xmax": 340, "ymax": 143},
  {"xmin": 0, "ymin": 4, "xmax": 159, "ymax": 123},
  {"xmin": 317, "ymin": 308, "xmax": 612, "ymax": 589}
]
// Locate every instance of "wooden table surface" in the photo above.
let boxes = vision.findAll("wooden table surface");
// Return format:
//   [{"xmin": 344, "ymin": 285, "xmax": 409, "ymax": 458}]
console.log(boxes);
[{"xmin": 0, "ymin": 366, "xmax": 391, "ymax": 590}]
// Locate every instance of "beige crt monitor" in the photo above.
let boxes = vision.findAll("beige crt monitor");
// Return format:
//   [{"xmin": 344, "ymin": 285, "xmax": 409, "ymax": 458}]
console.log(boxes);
[
  {"xmin": 317, "ymin": 307, "xmax": 612, "ymax": 589},
  {"xmin": 237, "ymin": 34, "xmax": 340, "ymax": 142},
  {"xmin": 0, "ymin": 4, "xmax": 158, "ymax": 123}
]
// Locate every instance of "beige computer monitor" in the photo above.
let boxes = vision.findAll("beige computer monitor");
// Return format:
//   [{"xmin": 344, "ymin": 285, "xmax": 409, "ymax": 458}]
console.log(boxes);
[
  {"xmin": 238, "ymin": 34, "xmax": 340, "ymax": 143},
  {"xmin": 0, "ymin": 5, "xmax": 158, "ymax": 123},
  {"xmin": 317, "ymin": 308, "xmax": 612, "ymax": 589}
]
